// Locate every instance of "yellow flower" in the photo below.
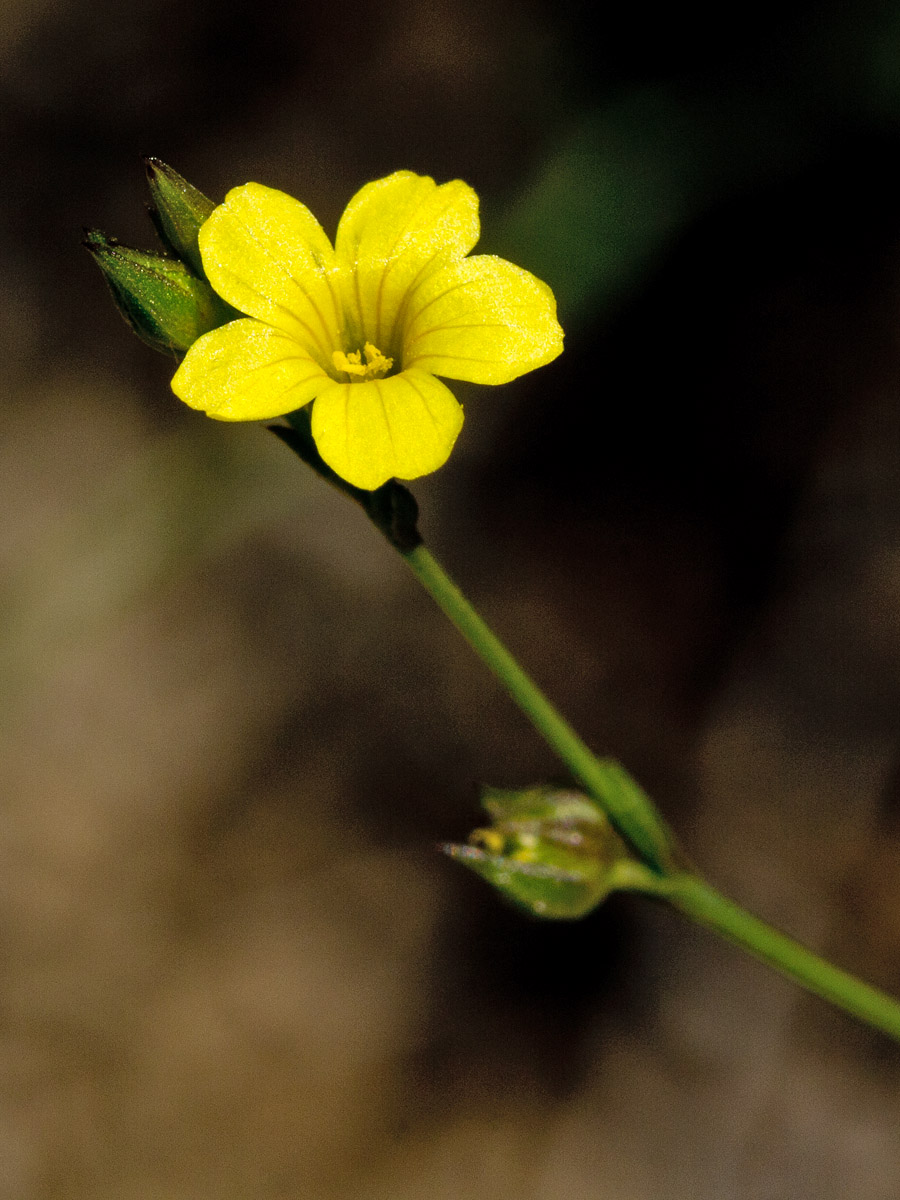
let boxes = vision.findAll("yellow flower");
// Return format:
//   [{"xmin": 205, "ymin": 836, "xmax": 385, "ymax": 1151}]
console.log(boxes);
[{"xmin": 171, "ymin": 171, "xmax": 564, "ymax": 490}]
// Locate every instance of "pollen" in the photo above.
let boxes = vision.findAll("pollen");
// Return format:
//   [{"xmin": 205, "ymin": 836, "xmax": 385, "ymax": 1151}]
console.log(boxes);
[
  {"xmin": 470, "ymin": 827, "xmax": 506, "ymax": 856},
  {"xmin": 333, "ymin": 341, "xmax": 394, "ymax": 381}
]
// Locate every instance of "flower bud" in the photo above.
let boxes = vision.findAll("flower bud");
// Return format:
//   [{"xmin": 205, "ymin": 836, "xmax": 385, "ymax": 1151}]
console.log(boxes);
[
  {"xmin": 143, "ymin": 157, "xmax": 216, "ymax": 278},
  {"xmin": 84, "ymin": 230, "xmax": 231, "ymax": 357},
  {"xmin": 443, "ymin": 785, "xmax": 643, "ymax": 919}
]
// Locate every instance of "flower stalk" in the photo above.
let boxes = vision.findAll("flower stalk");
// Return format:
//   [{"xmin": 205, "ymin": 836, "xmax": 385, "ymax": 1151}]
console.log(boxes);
[
  {"xmin": 265, "ymin": 415, "xmax": 900, "ymax": 1042},
  {"xmin": 663, "ymin": 875, "xmax": 900, "ymax": 1041},
  {"xmin": 396, "ymin": 538, "xmax": 900, "ymax": 1042},
  {"xmin": 402, "ymin": 544, "xmax": 677, "ymax": 874}
]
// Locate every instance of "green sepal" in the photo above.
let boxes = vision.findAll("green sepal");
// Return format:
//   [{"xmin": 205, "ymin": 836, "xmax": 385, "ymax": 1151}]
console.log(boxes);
[
  {"xmin": 143, "ymin": 157, "xmax": 216, "ymax": 277},
  {"xmin": 443, "ymin": 785, "xmax": 650, "ymax": 919},
  {"xmin": 84, "ymin": 231, "xmax": 234, "ymax": 357}
]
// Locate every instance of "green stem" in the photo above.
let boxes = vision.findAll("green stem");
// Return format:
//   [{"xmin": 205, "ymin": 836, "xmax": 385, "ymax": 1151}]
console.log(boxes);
[
  {"xmin": 402, "ymin": 543, "xmax": 675, "ymax": 872},
  {"xmin": 401, "ymin": 543, "xmax": 900, "ymax": 1042},
  {"xmin": 664, "ymin": 874, "xmax": 900, "ymax": 1041}
]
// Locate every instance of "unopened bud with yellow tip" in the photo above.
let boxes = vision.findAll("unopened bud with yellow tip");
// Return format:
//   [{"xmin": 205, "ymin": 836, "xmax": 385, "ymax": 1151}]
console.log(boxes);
[{"xmin": 443, "ymin": 785, "xmax": 656, "ymax": 919}]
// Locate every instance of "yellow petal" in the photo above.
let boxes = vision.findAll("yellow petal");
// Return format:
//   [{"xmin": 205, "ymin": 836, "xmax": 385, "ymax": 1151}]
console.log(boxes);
[
  {"xmin": 310, "ymin": 368, "xmax": 464, "ymax": 490},
  {"xmin": 334, "ymin": 171, "xmax": 480, "ymax": 354},
  {"xmin": 199, "ymin": 183, "xmax": 341, "ymax": 367},
  {"xmin": 402, "ymin": 255, "xmax": 564, "ymax": 384},
  {"xmin": 171, "ymin": 319, "xmax": 330, "ymax": 421}
]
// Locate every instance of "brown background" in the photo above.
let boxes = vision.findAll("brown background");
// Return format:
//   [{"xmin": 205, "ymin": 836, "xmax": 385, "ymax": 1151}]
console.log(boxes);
[{"xmin": 4, "ymin": 0, "xmax": 900, "ymax": 1195}]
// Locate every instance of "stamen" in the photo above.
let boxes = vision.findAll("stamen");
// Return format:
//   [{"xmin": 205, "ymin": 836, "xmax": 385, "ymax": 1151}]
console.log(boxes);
[
  {"xmin": 332, "ymin": 343, "xmax": 394, "ymax": 381},
  {"xmin": 332, "ymin": 349, "xmax": 367, "ymax": 376}
]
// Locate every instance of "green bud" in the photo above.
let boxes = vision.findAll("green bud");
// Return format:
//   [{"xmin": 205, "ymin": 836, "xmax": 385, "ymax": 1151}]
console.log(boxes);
[
  {"xmin": 143, "ymin": 157, "xmax": 216, "ymax": 277},
  {"xmin": 443, "ymin": 785, "xmax": 648, "ymax": 919},
  {"xmin": 84, "ymin": 230, "xmax": 232, "ymax": 357}
]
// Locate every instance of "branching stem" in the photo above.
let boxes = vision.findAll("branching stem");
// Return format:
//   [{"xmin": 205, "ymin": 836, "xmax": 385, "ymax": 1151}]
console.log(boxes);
[{"xmin": 401, "ymin": 543, "xmax": 900, "ymax": 1043}]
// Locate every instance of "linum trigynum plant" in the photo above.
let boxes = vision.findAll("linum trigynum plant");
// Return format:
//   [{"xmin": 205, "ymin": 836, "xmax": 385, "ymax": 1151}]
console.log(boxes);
[{"xmin": 87, "ymin": 158, "xmax": 900, "ymax": 1044}]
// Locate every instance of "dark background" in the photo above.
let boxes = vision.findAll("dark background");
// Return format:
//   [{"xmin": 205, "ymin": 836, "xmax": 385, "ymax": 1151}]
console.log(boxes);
[{"xmin": 4, "ymin": 0, "xmax": 900, "ymax": 1195}]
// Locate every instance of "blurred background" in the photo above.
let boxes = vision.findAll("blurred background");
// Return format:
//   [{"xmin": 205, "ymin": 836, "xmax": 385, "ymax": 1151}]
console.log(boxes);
[{"xmin": 4, "ymin": 0, "xmax": 900, "ymax": 1195}]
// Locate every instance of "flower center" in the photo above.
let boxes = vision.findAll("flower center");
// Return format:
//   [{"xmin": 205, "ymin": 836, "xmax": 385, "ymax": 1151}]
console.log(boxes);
[{"xmin": 332, "ymin": 342, "xmax": 394, "ymax": 382}]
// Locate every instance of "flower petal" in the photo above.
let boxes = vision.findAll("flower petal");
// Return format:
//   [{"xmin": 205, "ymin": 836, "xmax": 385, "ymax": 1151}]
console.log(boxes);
[
  {"xmin": 334, "ymin": 172, "xmax": 480, "ymax": 353},
  {"xmin": 171, "ymin": 319, "xmax": 330, "ymax": 421},
  {"xmin": 199, "ymin": 183, "xmax": 341, "ymax": 367},
  {"xmin": 402, "ymin": 255, "xmax": 564, "ymax": 384},
  {"xmin": 310, "ymin": 368, "xmax": 464, "ymax": 490}
]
